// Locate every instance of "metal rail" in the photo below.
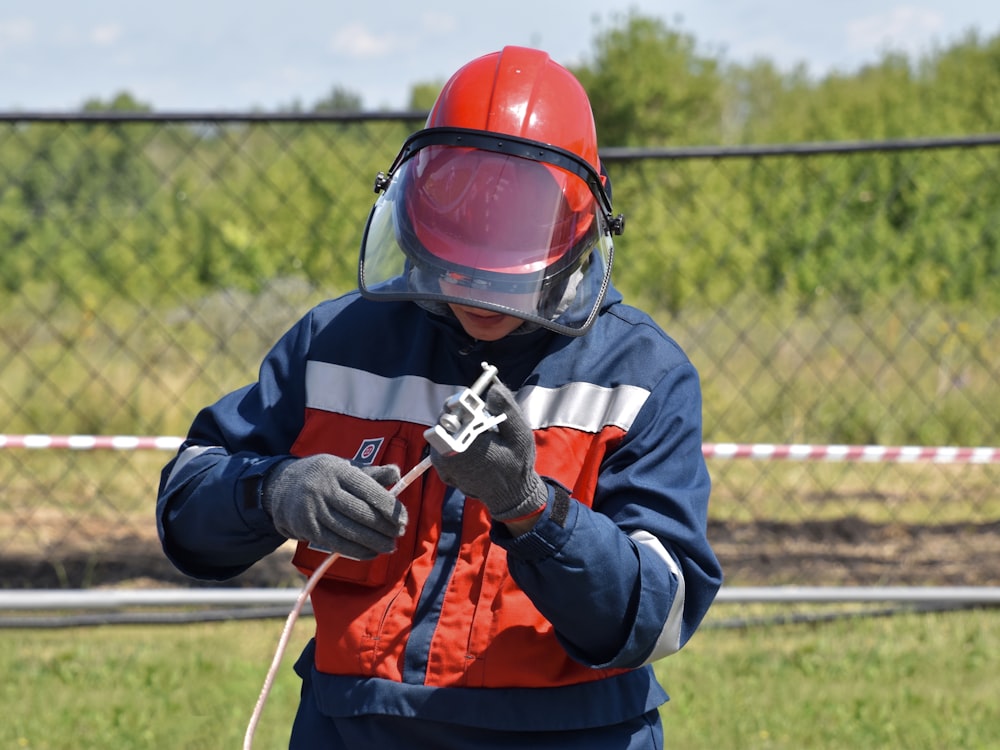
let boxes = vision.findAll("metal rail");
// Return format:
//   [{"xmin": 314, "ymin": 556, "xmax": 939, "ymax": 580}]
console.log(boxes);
[{"xmin": 2, "ymin": 586, "xmax": 999, "ymax": 611}]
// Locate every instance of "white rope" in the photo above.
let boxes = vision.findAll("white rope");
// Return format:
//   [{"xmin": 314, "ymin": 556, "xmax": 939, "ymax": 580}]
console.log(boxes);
[{"xmin": 242, "ymin": 455, "xmax": 432, "ymax": 750}]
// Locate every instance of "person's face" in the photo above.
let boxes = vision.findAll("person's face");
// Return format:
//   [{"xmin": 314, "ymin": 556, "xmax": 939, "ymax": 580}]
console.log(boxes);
[
  {"xmin": 439, "ymin": 277, "xmax": 533, "ymax": 341},
  {"xmin": 446, "ymin": 302, "xmax": 524, "ymax": 341}
]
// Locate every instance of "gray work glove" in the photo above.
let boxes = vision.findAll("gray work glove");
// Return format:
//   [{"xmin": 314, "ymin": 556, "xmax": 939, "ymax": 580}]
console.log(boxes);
[
  {"xmin": 262, "ymin": 454, "xmax": 408, "ymax": 560},
  {"xmin": 430, "ymin": 381, "xmax": 547, "ymax": 522}
]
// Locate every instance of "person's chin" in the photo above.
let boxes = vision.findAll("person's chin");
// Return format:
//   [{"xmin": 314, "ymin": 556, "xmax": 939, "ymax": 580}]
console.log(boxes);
[{"xmin": 453, "ymin": 307, "xmax": 519, "ymax": 341}]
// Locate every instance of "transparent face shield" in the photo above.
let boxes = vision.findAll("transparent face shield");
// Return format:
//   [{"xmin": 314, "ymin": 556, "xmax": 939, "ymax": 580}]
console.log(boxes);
[{"xmin": 358, "ymin": 128, "xmax": 624, "ymax": 336}]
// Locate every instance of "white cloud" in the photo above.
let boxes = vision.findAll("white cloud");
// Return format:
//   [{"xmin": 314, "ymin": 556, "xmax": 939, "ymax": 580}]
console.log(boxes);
[
  {"xmin": 421, "ymin": 12, "xmax": 457, "ymax": 35},
  {"xmin": 846, "ymin": 6, "xmax": 945, "ymax": 55},
  {"xmin": 0, "ymin": 18, "xmax": 35, "ymax": 50},
  {"xmin": 90, "ymin": 23, "xmax": 123, "ymax": 46},
  {"xmin": 330, "ymin": 23, "xmax": 395, "ymax": 59}
]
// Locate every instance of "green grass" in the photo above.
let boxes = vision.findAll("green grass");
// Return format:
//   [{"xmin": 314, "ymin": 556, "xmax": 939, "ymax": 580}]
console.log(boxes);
[
  {"xmin": 1, "ymin": 617, "xmax": 311, "ymax": 750},
  {"xmin": 2, "ymin": 605, "xmax": 997, "ymax": 749},
  {"xmin": 664, "ymin": 604, "xmax": 1000, "ymax": 749}
]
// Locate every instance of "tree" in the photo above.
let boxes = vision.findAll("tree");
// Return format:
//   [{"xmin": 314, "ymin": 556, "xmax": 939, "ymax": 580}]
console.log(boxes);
[
  {"xmin": 572, "ymin": 11, "xmax": 723, "ymax": 146},
  {"xmin": 313, "ymin": 86, "xmax": 364, "ymax": 113},
  {"xmin": 923, "ymin": 29, "xmax": 1000, "ymax": 134},
  {"xmin": 81, "ymin": 91, "xmax": 151, "ymax": 112},
  {"xmin": 720, "ymin": 59, "xmax": 812, "ymax": 143},
  {"xmin": 407, "ymin": 81, "xmax": 443, "ymax": 111}
]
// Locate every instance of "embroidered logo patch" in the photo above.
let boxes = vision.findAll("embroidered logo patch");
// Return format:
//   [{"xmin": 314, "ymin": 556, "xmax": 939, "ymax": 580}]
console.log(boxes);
[{"xmin": 352, "ymin": 437, "xmax": 384, "ymax": 466}]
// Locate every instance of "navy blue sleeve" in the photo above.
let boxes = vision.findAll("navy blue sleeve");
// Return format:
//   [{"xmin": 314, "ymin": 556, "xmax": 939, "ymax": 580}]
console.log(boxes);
[
  {"xmin": 492, "ymin": 361, "xmax": 722, "ymax": 669},
  {"xmin": 155, "ymin": 310, "xmax": 316, "ymax": 580}
]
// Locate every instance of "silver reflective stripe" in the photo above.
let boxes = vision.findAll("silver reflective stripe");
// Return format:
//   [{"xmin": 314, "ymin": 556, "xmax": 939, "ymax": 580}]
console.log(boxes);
[
  {"xmin": 630, "ymin": 529, "xmax": 686, "ymax": 663},
  {"xmin": 165, "ymin": 444, "xmax": 215, "ymax": 489},
  {"xmin": 305, "ymin": 361, "xmax": 456, "ymax": 426},
  {"xmin": 518, "ymin": 382, "xmax": 649, "ymax": 433}
]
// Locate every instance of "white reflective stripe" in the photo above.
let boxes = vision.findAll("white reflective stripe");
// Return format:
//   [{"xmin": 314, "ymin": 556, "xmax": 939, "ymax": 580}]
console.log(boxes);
[
  {"xmin": 305, "ymin": 361, "xmax": 456, "ymax": 426},
  {"xmin": 305, "ymin": 362, "xmax": 650, "ymax": 434},
  {"xmin": 165, "ymin": 444, "xmax": 216, "ymax": 488},
  {"xmin": 519, "ymin": 382, "xmax": 649, "ymax": 433},
  {"xmin": 630, "ymin": 529, "xmax": 686, "ymax": 663}
]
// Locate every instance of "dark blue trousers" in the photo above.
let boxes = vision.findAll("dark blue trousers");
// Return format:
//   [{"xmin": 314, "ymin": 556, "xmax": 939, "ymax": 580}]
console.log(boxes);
[{"xmin": 288, "ymin": 671, "xmax": 665, "ymax": 749}]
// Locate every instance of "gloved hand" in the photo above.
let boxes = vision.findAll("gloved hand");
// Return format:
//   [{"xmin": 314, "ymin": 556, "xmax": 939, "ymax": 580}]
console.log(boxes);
[
  {"xmin": 430, "ymin": 381, "xmax": 547, "ymax": 522},
  {"xmin": 262, "ymin": 454, "xmax": 408, "ymax": 560}
]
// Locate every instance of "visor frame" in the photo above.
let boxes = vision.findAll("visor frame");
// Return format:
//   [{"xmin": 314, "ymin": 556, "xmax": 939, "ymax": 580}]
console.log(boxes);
[
  {"xmin": 382, "ymin": 126, "xmax": 619, "ymax": 224},
  {"xmin": 358, "ymin": 127, "xmax": 622, "ymax": 337}
]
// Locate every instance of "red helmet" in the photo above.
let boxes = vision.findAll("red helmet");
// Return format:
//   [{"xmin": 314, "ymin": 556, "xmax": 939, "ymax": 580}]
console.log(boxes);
[
  {"xmin": 426, "ymin": 45, "xmax": 603, "ymax": 217},
  {"xmin": 359, "ymin": 46, "xmax": 624, "ymax": 336}
]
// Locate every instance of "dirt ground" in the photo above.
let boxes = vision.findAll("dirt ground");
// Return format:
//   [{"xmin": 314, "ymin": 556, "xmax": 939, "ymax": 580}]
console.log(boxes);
[
  {"xmin": 2, "ymin": 515, "xmax": 999, "ymax": 589},
  {"xmin": 708, "ymin": 517, "xmax": 1000, "ymax": 586}
]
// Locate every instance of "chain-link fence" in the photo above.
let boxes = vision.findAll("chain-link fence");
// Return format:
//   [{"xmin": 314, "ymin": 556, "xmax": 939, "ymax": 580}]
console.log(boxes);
[{"xmin": 1, "ymin": 114, "xmax": 997, "ymax": 592}]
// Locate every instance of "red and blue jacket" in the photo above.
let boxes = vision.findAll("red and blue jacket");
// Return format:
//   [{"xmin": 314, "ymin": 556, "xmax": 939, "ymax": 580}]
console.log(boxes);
[{"xmin": 156, "ymin": 284, "xmax": 722, "ymax": 731}]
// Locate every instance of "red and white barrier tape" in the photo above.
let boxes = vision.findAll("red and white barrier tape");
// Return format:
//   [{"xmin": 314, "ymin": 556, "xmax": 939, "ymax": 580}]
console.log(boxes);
[
  {"xmin": 0, "ymin": 434, "xmax": 184, "ymax": 451},
  {"xmin": 1, "ymin": 435, "xmax": 998, "ymax": 463},
  {"xmin": 702, "ymin": 443, "xmax": 1000, "ymax": 464}
]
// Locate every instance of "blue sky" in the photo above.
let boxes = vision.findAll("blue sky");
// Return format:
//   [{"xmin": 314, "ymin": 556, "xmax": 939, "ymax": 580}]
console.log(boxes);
[{"xmin": 3, "ymin": 0, "xmax": 1000, "ymax": 111}]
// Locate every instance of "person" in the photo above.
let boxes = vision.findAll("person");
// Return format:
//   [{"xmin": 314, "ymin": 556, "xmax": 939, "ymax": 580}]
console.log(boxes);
[{"xmin": 156, "ymin": 45, "xmax": 722, "ymax": 749}]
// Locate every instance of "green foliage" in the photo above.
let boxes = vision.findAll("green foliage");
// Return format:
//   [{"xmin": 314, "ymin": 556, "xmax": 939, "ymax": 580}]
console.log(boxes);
[
  {"xmin": 4, "ymin": 11, "xmax": 999, "ymax": 313},
  {"xmin": 81, "ymin": 91, "xmax": 153, "ymax": 112},
  {"xmin": 574, "ymin": 11, "xmax": 724, "ymax": 146},
  {"xmin": 313, "ymin": 85, "xmax": 364, "ymax": 112},
  {"xmin": 570, "ymin": 12, "xmax": 999, "ymax": 314},
  {"xmin": 573, "ymin": 13, "xmax": 1000, "ymax": 146},
  {"xmin": 921, "ymin": 30, "xmax": 1000, "ymax": 134},
  {"xmin": 0, "ymin": 118, "xmax": 417, "ymax": 306},
  {"xmin": 606, "ymin": 141, "xmax": 1000, "ymax": 318},
  {"xmin": 408, "ymin": 81, "xmax": 444, "ymax": 111}
]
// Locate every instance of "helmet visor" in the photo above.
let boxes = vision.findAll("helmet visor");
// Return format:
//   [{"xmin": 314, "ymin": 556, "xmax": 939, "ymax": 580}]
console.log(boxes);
[{"xmin": 359, "ymin": 129, "xmax": 616, "ymax": 336}]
